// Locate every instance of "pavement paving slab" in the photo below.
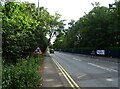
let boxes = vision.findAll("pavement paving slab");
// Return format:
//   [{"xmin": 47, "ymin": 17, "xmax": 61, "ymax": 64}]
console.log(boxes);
[{"xmin": 41, "ymin": 52, "xmax": 66, "ymax": 88}]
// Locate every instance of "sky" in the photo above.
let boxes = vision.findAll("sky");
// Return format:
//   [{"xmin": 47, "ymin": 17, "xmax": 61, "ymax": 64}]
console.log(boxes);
[
  {"xmin": 19, "ymin": 0, "xmax": 115, "ymax": 43},
  {"xmin": 20, "ymin": 0, "xmax": 115, "ymax": 22}
]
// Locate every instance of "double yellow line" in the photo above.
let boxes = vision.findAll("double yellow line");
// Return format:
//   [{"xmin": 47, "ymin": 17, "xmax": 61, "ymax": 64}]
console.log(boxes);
[{"xmin": 52, "ymin": 58, "xmax": 81, "ymax": 89}]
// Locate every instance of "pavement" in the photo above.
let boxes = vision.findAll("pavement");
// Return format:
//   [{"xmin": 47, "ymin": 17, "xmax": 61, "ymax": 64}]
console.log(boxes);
[{"xmin": 39, "ymin": 52, "xmax": 70, "ymax": 88}]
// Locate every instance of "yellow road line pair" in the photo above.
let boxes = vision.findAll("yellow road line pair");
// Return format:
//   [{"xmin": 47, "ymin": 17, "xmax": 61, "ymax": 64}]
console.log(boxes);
[{"xmin": 52, "ymin": 58, "xmax": 81, "ymax": 89}]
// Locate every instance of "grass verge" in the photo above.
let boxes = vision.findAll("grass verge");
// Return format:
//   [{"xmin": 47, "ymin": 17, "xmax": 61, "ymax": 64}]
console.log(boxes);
[{"xmin": 2, "ymin": 56, "xmax": 44, "ymax": 89}]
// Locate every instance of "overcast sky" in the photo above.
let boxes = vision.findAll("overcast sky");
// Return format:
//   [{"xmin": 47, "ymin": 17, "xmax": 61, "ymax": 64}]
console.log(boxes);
[
  {"xmin": 20, "ymin": 0, "xmax": 115, "ymax": 22},
  {"xmin": 20, "ymin": 0, "xmax": 115, "ymax": 43}
]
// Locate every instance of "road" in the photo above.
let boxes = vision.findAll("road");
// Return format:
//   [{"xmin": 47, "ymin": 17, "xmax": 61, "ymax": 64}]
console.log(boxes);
[{"xmin": 50, "ymin": 51, "xmax": 119, "ymax": 89}]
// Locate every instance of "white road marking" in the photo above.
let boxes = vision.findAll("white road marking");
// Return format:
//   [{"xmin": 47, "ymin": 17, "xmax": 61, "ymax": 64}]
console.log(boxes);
[
  {"xmin": 78, "ymin": 74, "xmax": 87, "ymax": 79},
  {"xmin": 44, "ymin": 67, "xmax": 48, "ymax": 69},
  {"xmin": 54, "ymin": 84, "xmax": 63, "ymax": 87},
  {"xmin": 59, "ymin": 73, "xmax": 63, "ymax": 76},
  {"xmin": 88, "ymin": 63, "xmax": 118, "ymax": 72},
  {"xmin": 73, "ymin": 58, "xmax": 82, "ymax": 61},
  {"xmin": 106, "ymin": 78, "xmax": 114, "ymax": 81},
  {"xmin": 45, "ymin": 79, "xmax": 55, "ymax": 82}
]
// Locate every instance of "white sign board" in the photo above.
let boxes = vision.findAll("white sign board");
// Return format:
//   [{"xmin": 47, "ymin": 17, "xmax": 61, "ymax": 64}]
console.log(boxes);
[{"xmin": 96, "ymin": 50, "xmax": 105, "ymax": 55}]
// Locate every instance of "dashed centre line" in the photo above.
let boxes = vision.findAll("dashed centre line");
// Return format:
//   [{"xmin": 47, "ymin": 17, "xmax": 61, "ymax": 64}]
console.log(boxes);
[
  {"xmin": 73, "ymin": 58, "xmax": 82, "ymax": 61},
  {"xmin": 106, "ymin": 78, "xmax": 114, "ymax": 82}
]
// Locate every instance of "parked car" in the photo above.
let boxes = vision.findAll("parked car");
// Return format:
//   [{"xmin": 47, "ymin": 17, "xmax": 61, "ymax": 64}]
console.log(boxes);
[{"xmin": 50, "ymin": 49, "xmax": 54, "ymax": 53}]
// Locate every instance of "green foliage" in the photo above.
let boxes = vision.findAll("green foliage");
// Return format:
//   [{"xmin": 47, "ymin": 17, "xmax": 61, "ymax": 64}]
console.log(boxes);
[
  {"xmin": 53, "ymin": 1, "xmax": 120, "ymax": 50},
  {"xmin": 2, "ymin": 57, "xmax": 43, "ymax": 89},
  {"xmin": 2, "ymin": 2, "xmax": 64, "ymax": 63}
]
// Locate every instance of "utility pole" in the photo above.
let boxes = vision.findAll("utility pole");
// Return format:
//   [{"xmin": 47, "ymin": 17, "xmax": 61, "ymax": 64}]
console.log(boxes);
[{"xmin": 38, "ymin": 0, "xmax": 40, "ymax": 16}]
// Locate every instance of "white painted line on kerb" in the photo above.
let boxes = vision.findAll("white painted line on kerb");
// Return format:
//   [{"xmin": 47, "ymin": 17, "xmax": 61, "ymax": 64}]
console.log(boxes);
[{"xmin": 88, "ymin": 63, "xmax": 118, "ymax": 72}]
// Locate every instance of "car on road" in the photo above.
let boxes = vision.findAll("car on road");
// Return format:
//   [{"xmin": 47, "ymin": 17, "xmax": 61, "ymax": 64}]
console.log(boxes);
[{"xmin": 50, "ymin": 49, "xmax": 54, "ymax": 53}]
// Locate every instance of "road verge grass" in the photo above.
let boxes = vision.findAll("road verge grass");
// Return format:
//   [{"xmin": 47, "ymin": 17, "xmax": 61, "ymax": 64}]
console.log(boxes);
[{"xmin": 2, "ymin": 56, "xmax": 44, "ymax": 89}]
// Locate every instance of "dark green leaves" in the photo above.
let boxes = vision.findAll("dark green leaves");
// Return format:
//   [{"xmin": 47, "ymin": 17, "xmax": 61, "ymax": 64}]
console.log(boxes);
[{"xmin": 53, "ymin": 1, "xmax": 120, "ymax": 50}]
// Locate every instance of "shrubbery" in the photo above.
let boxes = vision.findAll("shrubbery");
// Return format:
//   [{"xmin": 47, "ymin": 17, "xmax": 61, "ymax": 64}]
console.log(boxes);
[{"xmin": 2, "ymin": 56, "xmax": 43, "ymax": 89}]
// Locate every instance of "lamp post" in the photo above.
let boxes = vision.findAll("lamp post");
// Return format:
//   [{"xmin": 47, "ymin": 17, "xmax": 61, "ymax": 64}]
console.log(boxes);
[{"xmin": 38, "ymin": 0, "xmax": 40, "ymax": 16}]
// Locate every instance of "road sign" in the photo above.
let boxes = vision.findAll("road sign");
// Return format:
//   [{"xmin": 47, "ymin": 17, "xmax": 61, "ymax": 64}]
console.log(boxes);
[
  {"xmin": 34, "ymin": 47, "xmax": 42, "ymax": 55},
  {"xmin": 96, "ymin": 50, "xmax": 105, "ymax": 55}
]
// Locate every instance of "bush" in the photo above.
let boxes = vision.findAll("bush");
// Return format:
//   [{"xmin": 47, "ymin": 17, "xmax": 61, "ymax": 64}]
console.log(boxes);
[{"xmin": 2, "ymin": 57, "xmax": 43, "ymax": 89}]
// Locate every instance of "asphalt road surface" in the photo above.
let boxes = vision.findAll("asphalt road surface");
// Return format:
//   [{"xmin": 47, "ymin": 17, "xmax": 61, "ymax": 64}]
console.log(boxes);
[{"xmin": 50, "ymin": 51, "xmax": 119, "ymax": 89}]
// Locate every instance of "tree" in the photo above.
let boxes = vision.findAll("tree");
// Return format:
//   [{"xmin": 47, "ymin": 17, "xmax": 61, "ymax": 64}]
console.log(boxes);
[
  {"xmin": 2, "ymin": 2, "xmax": 65, "ymax": 63},
  {"xmin": 53, "ymin": 1, "xmax": 120, "ymax": 51}
]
